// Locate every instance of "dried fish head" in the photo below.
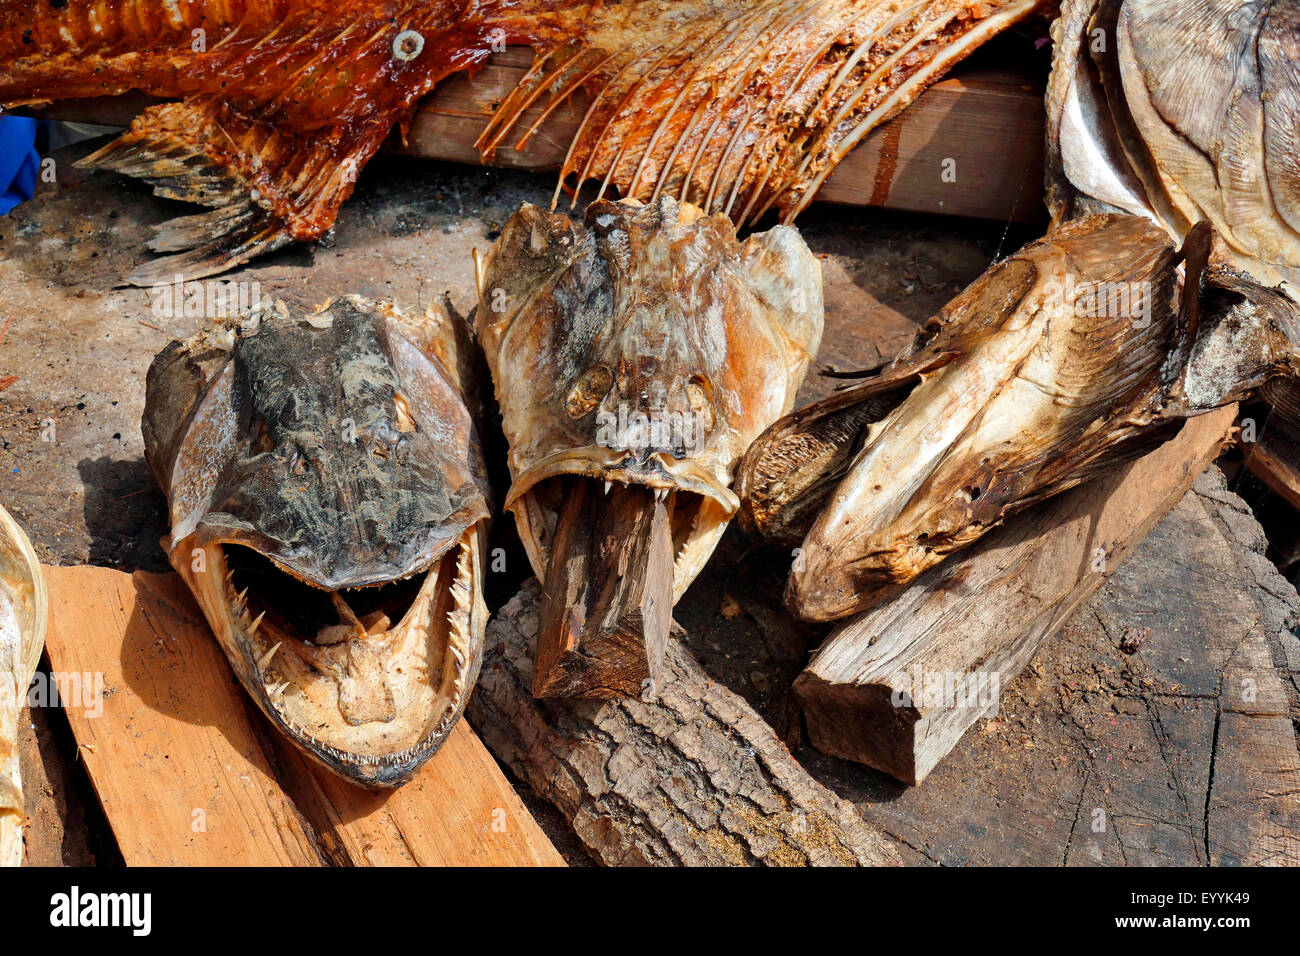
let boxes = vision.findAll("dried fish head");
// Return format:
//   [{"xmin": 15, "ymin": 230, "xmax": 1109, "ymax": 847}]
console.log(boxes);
[
  {"xmin": 1048, "ymin": 0, "xmax": 1300, "ymax": 293},
  {"xmin": 476, "ymin": 196, "xmax": 822, "ymax": 602},
  {"xmin": 763, "ymin": 214, "xmax": 1204, "ymax": 621},
  {"xmin": 0, "ymin": 504, "xmax": 45, "ymax": 867},
  {"xmin": 143, "ymin": 297, "xmax": 490, "ymax": 787}
]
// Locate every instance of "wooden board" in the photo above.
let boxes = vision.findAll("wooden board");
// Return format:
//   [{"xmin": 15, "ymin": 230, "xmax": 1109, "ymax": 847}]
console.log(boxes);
[
  {"xmin": 26, "ymin": 50, "xmax": 1046, "ymax": 223},
  {"xmin": 795, "ymin": 405, "xmax": 1238, "ymax": 784},
  {"xmin": 42, "ymin": 565, "xmax": 563, "ymax": 867}
]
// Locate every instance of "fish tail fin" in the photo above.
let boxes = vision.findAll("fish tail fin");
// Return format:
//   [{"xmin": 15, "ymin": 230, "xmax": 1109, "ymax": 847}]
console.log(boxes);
[{"xmin": 77, "ymin": 101, "xmax": 294, "ymax": 286}]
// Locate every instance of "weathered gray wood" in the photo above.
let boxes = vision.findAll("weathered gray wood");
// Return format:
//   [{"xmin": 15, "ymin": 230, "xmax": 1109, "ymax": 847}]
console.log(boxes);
[
  {"xmin": 468, "ymin": 580, "xmax": 901, "ymax": 867},
  {"xmin": 795, "ymin": 406, "xmax": 1237, "ymax": 785}
]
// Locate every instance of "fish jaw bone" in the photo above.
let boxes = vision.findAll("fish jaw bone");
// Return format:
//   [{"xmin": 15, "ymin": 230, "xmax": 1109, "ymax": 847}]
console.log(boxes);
[{"xmin": 171, "ymin": 527, "xmax": 487, "ymax": 787}]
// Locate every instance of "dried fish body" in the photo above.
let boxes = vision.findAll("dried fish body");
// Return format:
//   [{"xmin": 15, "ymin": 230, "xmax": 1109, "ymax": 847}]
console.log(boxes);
[
  {"xmin": 0, "ymin": 0, "xmax": 1043, "ymax": 282},
  {"xmin": 142, "ymin": 296, "xmax": 491, "ymax": 787},
  {"xmin": 0, "ymin": 505, "xmax": 46, "ymax": 866}
]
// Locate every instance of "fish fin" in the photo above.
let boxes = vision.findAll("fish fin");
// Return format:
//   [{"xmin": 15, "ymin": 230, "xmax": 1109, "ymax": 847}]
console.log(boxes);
[
  {"xmin": 483, "ymin": 0, "xmax": 1042, "ymax": 225},
  {"xmin": 76, "ymin": 102, "xmax": 293, "ymax": 286},
  {"xmin": 4, "ymin": 6, "xmax": 494, "ymax": 280}
]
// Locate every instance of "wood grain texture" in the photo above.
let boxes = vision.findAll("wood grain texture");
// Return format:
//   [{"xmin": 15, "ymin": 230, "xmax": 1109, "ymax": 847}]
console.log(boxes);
[
  {"xmin": 43, "ymin": 566, "xmax": 323, "ymax": 866},
  {"xmin": 42, "ymin": 566, "xmax": 563, "ymax": 867},
  {"xmin": 27, "ymin": 52, "xmax": 1046, "ymax": 223},
  {"xmin": 468, "ymin": 579, "xmax": 901, "ymax": 867},
  {"xmin": 269, "ymin": 724, "xmax": 564, "ymax": 867},
  {"xmin": 534, "ymin": 483, "xmax": 674, "ymax": 699},
  {"xmin": 795, "ymin": 405, "xmax": 1240, "ymax": 785}
]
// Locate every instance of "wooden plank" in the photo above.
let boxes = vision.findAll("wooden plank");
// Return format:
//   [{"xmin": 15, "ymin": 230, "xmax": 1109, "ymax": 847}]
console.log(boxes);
[
  {"xmin": 272, "ymin": 726, "xmax": 564, "ymax": 867},
  {"xmin": 42, "ymin": 566, "xmax": 563, "ymax": 867},
  {"xmin": 795, "ymin": 405, "xmax": 1239, "ymax": 785},
  {"xmin": 24, "ymin": 51, "xmax": 1046, "ymax": 223},
  {"xmin": 43, "ymin": 566, "xmax": 324, "ymax": 866}
]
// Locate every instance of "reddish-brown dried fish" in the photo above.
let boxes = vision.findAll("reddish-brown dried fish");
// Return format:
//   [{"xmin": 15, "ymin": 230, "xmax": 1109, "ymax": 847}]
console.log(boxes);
[{"xmin": 0, "ymin": 0, "xmax": 1042, "ymax": 282}]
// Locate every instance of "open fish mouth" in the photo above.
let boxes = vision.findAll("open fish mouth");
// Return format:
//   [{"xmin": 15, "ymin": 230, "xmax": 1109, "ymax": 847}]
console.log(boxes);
[
  {"xmin": 477, "ymin": 196, "xmax": 823, "ymax": 602},
  {"xmin": 176, "ymin": 529, "xmax": 484, "ymax": 788},
  {"xmin": 143, "ymin": 296, "xmax": 491, "ymax": 787},
  {"xmin": 506, "ymin": 466, "xmax": 736, "ymax": 608}
]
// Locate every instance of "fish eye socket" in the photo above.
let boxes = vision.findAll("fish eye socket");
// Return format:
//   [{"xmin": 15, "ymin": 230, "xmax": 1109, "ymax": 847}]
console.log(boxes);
[{"xmin": 565, "ymin": 365, "xmax": 613, "ymax": 419}]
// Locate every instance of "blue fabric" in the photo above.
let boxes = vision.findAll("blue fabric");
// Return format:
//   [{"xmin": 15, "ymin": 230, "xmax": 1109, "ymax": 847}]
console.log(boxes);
[{"xmin": 0, "ymin": 115, "xmax": 39, "ymax": 215}]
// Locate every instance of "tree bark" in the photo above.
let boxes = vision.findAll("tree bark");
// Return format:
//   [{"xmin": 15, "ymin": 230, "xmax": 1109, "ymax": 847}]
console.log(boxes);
[{"xmin": 468, "ymin": 580, "xmax": 901, "ymax": 866}]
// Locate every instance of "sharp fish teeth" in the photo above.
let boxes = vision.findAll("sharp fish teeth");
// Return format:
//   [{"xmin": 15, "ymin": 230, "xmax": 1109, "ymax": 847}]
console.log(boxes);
[
  {"xmin": 604, "ymin": 481, "xmax": 612, "ymax": 495},
  {"xmin": 256, "ymin": 641, "xmax": 282, "ymax": 674},
  {"xmin": 249, "ymin": 610, "xmax": 266, "ymax": 637}
]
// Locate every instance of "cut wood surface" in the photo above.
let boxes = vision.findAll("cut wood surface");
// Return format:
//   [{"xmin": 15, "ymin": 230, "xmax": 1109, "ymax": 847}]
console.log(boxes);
[
  {"xmin": 468, "ymin": 579, "xmax": 901, "ymax": 867},
  {"xmin": 795, "ymin": 405, "xmax": 1239, "ymax": 785},
  {"xmin": 534, "ymin": 482, "xmax": 674, "ymax": 699},
  {"xmin": 42, "ymin": 565, "xmax": 562, "ymax": 867},
  {"xmin": 26, "ymin": 50, "xmax": 1046, "ymax": 223},
  {"xmin": 672, "ymin": 466, "xmax": 1300, "ymax": 865}
]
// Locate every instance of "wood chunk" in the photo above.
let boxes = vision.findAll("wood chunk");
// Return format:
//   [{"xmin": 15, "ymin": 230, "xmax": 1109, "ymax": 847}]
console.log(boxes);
[
  {"xmin": 1242, "ymin": 427, "xmax": 1300, "ymax": 511},
  {"xmin": 534, "ymin": 481, "xmax": 674, "ymax": 699},
  {"xmin": 468, "ymin": 580, "xmax": 901, "ymax": 866},
  {"xmin": 794, "ymin": 405, "xmax": 1239, "ymax": 785},
  {"xmin": 42, "ymin": 566, "xmax": 563, "ymax": 866}
]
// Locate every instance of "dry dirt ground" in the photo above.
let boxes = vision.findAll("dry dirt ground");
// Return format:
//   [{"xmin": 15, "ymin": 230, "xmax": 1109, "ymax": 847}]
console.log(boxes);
[{"xmin": 3, "ymin": 140, "xmax": 1297, "ymax": 866}]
